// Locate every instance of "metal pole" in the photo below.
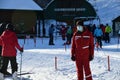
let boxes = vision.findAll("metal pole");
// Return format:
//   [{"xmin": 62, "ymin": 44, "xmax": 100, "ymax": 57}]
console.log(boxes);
[
  {"xmin": 108, "ymin": 56, "xmax": 110, "ymax": 71},
  {"xmin": 20, "ymin": 52, "xmax": 23, "ymax": 80},
  {"xmin": 55, "ymin": 56, "xmax": 57, "ymax": 70}
]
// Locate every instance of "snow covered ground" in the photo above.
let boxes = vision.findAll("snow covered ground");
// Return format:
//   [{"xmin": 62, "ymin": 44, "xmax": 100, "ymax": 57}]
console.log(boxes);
[{"xmin": 6, "ymin": 37, "xmax": 120, "ymax": 80}]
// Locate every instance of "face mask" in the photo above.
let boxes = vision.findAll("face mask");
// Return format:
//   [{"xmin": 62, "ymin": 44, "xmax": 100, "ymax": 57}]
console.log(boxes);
[{"xmin": 77, "ymin": 25, "xmax": 83, "ymax": 32}]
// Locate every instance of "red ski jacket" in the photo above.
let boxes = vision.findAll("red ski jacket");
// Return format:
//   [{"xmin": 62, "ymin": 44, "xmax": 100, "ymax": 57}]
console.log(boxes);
[
  {"xmin": 71, "ymin": 29, "xmax": 94, "ymax": 60},
  {"xmin": 0, "ymin": 30, "xmax": 22, "ymax": 57}
]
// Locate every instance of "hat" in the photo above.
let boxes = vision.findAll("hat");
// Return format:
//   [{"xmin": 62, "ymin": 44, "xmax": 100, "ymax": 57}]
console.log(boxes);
[
  {"xmin": 0, "ymin": 23, "xmax": 3, "ymax": 27},
  {"xmin": 76, "ymin": 20, "xmax": 84, "ymax": 26}
]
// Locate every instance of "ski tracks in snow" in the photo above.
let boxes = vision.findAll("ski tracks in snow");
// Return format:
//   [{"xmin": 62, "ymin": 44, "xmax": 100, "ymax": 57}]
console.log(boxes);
[{"xmin": 92, "ymin": 48, "xmax": 120, "ymax": 80}]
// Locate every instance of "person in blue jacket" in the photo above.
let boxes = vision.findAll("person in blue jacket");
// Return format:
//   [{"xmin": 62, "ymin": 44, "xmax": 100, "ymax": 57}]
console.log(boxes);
[
  {"xmin": 48, "ymin": 24, "xmax": 55, "ymax": 45},
  {"xmin": 94, "ymin": 26, "xmax": 103, "ymax": 48}
]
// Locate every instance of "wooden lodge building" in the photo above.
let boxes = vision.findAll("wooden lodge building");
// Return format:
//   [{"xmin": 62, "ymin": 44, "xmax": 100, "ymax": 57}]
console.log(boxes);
[{"xmin": 0, "ymin": 0, "xmax": 42, "ymax": 37}]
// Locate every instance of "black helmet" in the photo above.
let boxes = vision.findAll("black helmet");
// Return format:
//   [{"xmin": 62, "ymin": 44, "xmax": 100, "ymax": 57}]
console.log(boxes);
[
  {"xmin": 0, "ymin": 23, "xmax": 6, "ymax": 35},
  {"xmin": 6, "ymin": 23, "xmax": 14, "ymax": 31}
]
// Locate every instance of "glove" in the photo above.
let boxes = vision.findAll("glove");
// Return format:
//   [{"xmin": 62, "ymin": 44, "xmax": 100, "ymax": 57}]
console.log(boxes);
[
  {"xmin": 89, "ymin": 55, "xmax": 94, "ymax": 61},
  {"xmin": 20, "ymin": 47, "xmax": 23, "ymax": 52},
  {"xmin": 71, "ymin": 56, "xmax": 76, "ymax": 61}
]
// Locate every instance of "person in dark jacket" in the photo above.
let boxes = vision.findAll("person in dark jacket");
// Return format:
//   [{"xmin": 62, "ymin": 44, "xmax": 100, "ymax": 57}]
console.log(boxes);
[
  {"xmin": 65, "ymin": 26, "xmax": 73, "ymax": 45},
  {"xmin": 0, "ymin": 23, "xmax": 23, "ymax": 77},
  {"xmin": 49, "ymin": 24, "xmax": 55, "ymax": 45},
  {"xmin": 71, "ymin": 20, "xmax": 94, "ymax": 80}
]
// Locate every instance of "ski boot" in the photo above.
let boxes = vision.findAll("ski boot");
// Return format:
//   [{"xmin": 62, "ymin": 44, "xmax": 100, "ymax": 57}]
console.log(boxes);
[
  {"xmin": 12, "ymin": 71, "xmax": 17, "ymax": 80},
  {"xmin": 0, "ymin": 72, "xmax": 4, "ymax": 80}
]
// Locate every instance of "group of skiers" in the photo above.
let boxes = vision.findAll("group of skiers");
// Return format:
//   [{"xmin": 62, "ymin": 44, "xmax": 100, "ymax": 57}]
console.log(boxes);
[
  {"xmin": 93, "ymin": 23, "xmax": 112, "ymax": 48},
  {"xmin": 0, "ymin": 22, "xmax": 23, "ymax": 80},
  {"xmin": 48, "ymin": 24, "xmax": 73, "ymax": 45}
]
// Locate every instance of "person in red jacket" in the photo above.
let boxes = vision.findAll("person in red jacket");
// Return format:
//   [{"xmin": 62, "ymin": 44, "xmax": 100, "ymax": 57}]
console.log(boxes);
[
  {"xmin": 71, "ymin": 20, "xmax": 94, "ymax": 80},
  {"xmin": 60, "ymin": 25, "xmax": 67, "ymax": 40},
  {"xmin": 0, "ymin": 23, "xmax": 23, "ymax": 76}
]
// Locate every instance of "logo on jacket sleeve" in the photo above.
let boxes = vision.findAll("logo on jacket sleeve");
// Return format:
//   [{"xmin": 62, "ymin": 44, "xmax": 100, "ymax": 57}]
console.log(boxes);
[
  {"xmin": 75, "ymin": 36, "xmax": 81, "ymax": 40},
  {"xmin": 83, "ymin": 36, "xmax": 90, "ymax": 38}
]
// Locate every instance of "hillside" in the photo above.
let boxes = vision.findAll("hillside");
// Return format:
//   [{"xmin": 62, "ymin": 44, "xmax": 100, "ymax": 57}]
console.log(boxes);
[{"xmin": 89, "ymin": 0, "xmax": 120, "ymax": 25}]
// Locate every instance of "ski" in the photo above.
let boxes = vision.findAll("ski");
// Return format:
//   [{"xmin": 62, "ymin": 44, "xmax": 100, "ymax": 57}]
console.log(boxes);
[
  {"xmin": 4, "ymin": 75, "xmax": 13, "ymax": 80},
  {"xmin": 4, "ymin": 74, "xmax": 18, "ymax": 80},
  {"xmin": 4, "ymin": 72, "xmax": 33, "ymax": 80},
  {"xmin": 18, "ymin": 72, "xmax": 33, "ymax": 76},
  {"xmin": 4, "ymin": 76, "xmax": 29, "ymax": 80}
]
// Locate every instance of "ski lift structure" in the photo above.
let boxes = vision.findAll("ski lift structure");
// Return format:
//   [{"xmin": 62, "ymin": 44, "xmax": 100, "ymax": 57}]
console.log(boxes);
[
  {"xmin": 34, "ymin": 0, "xmax": 99, "ymax": 37},
  {"xmin": 43, "ymin": 0, "xmax": 98, "ymax": 25}
]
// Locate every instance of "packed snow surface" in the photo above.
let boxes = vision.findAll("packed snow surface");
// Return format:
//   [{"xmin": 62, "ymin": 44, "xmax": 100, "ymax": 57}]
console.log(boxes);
[{"xmin": 7, "ymin": 37, "xmax": 120, "ymax": 80}]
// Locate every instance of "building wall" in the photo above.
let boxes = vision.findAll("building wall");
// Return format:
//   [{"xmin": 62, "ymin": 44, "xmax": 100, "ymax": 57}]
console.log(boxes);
[
  {"xmin": 12, "ymin": 10, "xmax": 37, "ymax": 34},
  {"xmin": 0, "ymin": 10, "xmax": 13, "ymax": 22},
  {"xmin": 0, "ymin": 10, "xmax": 37, "ymax": 36}
]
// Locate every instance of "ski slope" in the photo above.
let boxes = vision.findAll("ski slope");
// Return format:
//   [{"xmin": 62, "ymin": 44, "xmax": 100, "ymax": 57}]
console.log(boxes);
[
  {"xmin": 6, "ymin": 37, "xmax": 120, "ymax": 80},
  {"xmin": 88, "ymin": 0, "xmax": 120, "ymax": 25}
]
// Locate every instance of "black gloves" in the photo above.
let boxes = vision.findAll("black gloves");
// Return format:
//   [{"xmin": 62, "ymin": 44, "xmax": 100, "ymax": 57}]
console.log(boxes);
[
  {"xmin": 71, "ymin": 56, "xmax": 76, "ymax": 61},
  {"xmin": 20, "ymin": 48, "xmax": 24, "ymax": 52},
  {"xmin": 71, "ymin": 54, "xmax": 93, "ymax": 61},
  {"xmin": 89, "ymin": 55, "xmax": 94, "ymax": 61}
]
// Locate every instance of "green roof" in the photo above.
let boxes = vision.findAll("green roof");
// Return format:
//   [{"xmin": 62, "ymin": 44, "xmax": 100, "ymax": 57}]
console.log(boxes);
[{"xmin": 44, "ymin": 0, "xmax": 97, "ymax": 22}]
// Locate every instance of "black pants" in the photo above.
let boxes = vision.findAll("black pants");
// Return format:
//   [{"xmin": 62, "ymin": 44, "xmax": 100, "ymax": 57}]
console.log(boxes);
[
  {"xmin": 66, "ymin": 34, "xmax": 72, "ymax": 44},
  {"xmin": 96, "ymin": 37, "xmax": 102, "ymax": 48},
  {"xmin": 0, "ymin": 46, "xmax": 2, "ymax": 69},
  {"xmin": 49, "ymin": 34, "xmax": 54, "ymax": 45},
  {"xmin": 0, "ymin": 57, "xmax": 2, "ymax": 69},
  {"xmin": 0, "ymin": 46, "xmax": 2, "ymax": 56},
  {"xmin": 105, "ymin": 33, "xmax": 110, "ymax": 43},
  {"xmin": 0, "ymin": 57, "xmax": 18, "ymax": 74}
]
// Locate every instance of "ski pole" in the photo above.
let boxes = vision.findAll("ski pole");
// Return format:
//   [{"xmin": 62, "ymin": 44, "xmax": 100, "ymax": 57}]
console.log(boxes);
[
  {"xmin": 107, "ymin": 55, "xmax": 110, "ymax": 71},
  {"xmin": 20, "ymin": 52, "xmax": 23, "ymax": 80}
]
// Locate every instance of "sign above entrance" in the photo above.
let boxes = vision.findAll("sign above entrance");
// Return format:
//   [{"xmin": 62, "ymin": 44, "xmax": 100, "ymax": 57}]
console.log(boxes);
[
  {"xmin": 44, "ymin": 0, "xmax": 97, "ymax": 22},
  {"xmin": 54, "ymin": 8, "xmax": 86, "ymax": 12}
]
